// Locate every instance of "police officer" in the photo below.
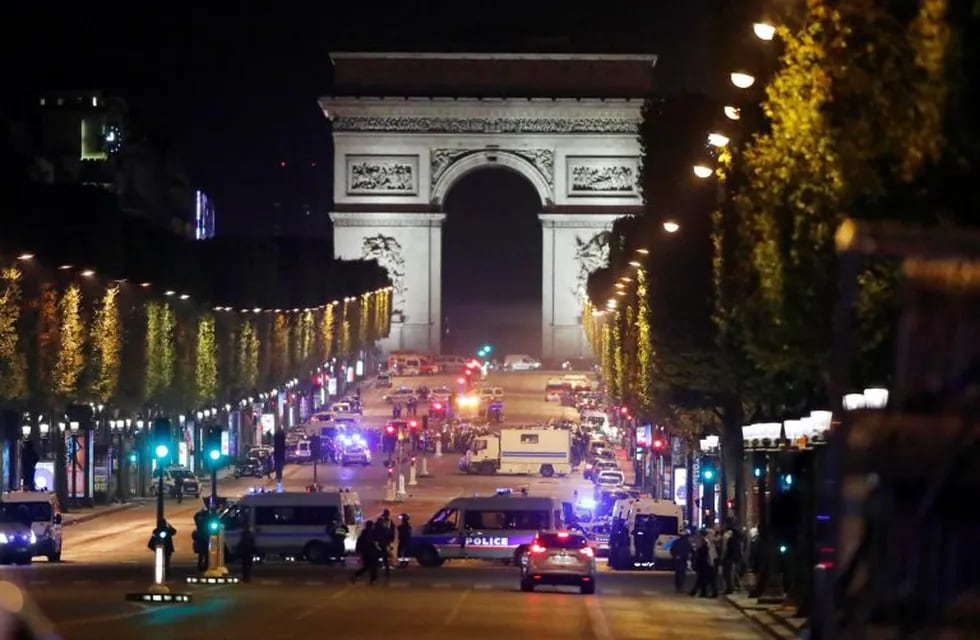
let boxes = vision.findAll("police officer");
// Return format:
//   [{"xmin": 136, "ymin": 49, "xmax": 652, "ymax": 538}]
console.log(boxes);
[
  {"xmin": 396, "ymin": 514, "xmax": 412, "ymax": 568},
  {"xmin": 237, "ymin": 525, "xmax": 257, "ymax": 582},
  {"xmin": 174, "ymin": 474, "xmax": 184, "ymax": 504},
  {"xmin": 375, "ymin": 509, "xmax": 396, "ymax": 577},
  {"xmin": 330, "ymin": 517, "xmax": 349, "ymax": 563}
]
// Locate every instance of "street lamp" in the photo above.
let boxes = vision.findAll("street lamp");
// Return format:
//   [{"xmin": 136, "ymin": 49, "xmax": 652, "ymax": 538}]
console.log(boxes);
[
  {"xmin": 863, "ymin": 387, "xmax": 889, "ymax": 409},
  {"xmin": 693, "ymin": 164, "xmax": 713, "ymax": 179},
  {"xmin": 730, "ymin": 72, "xmax": 756, "ymax": 89},
  {"xmin": 662, "ymin": 221, "xmax": 680, "ymax": 233},
  {"xmin": 842, "ymin": 393, "xmax": 867, "ymax": 411},
  {"xmin": 21, "ymin": 425, "xmax": 31, "ymax": 439},
  {"xmin": 753, "ymin": 22, "xmax": 776, "ymax": 41},
  {"xmin": 742, "ymin": 422, "xmax": 786, "ymax": 602},
  {"xmin": 708, "ymin": 132, "xmax": 730, "ymax": 147},
  {"xmin": 724, "ymin": 105, "xmax": 741, "ymax": 120},
  {"xmin": 69, "ymin": 421, "xmax": 80, "ymax": 506}
]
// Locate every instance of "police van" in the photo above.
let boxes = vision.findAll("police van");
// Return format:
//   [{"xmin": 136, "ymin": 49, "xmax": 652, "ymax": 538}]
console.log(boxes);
[
  {"xmin": 221, "ymin": 490, "xmax": 362, "ymax": 563},
  {"xmin": 608, "ymin": 498, "xmax": 683, "ymax": 570},
  {"xmin": 0, "ymin": 491, "xmax": 63, "ymax": 562},
  {"xmin": 411, "ymin": 493, "xmax": 564, "ymax": 567}
]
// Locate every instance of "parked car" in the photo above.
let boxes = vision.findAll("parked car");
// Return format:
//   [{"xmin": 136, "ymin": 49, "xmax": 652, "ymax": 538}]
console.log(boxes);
[
  {"xmin": 375, "ymin": 373, "xmax": 393, "ymax": 388},
  {"xmin": 234, "ymin": 458, "xmax": 264, "ymax": 478},
  {"xmin": 151, "ymin": 466, "xmax": 202, "ymax": 499},
  {"xmin": 382, "ymin": 386, "xmax": 417, "ymax": 404}
]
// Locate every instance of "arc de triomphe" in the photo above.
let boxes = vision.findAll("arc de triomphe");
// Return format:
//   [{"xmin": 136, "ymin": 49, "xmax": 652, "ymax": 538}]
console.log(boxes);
[{"xmin": 320, "ymin": 53, "xmax": 655, "ymax": 360}]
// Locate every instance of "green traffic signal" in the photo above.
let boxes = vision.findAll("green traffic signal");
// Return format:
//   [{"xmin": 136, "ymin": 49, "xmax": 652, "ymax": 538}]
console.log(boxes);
[
  {"xmin": 154, "ymin": 444, "xmax": 169, "ymax": 459},
  {"xmin": 702, "ymin": 468, "xmax": 715, "ymax": 481},
  {"xmin": 208, "ymin": 448, "xmax": 221, "ymax": 462},
  {"xmin": 128, "ymin": 452, "xmax": 137, "ymax": 464},
  {"xmin": 208, "ymin": 519, "xmax": 220, "ymax": 534}
]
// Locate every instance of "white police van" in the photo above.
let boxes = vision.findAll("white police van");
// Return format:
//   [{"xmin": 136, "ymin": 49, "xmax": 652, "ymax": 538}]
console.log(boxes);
[
  {"xmin": 0, "ymin": 491, "xmax": 63, "ymax": 562},
  {"xmin": 411, "ymin": 492, "xmax": 564, "ymax": 567},
  {"xmin": 221, "ymin": 490, "xmax": 362, "ymax": 563}
]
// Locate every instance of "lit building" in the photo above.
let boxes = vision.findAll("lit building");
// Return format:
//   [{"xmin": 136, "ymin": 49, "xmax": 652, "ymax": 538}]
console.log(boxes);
[{"xmin": 195, "ymin": 190, "xmax": 217, "ymax": 239}]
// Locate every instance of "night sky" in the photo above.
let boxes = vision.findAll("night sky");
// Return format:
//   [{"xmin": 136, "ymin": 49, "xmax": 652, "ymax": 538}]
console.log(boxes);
[{"xmin": 6, "ymin": 1, "xmax": 719, "ymax": 349}]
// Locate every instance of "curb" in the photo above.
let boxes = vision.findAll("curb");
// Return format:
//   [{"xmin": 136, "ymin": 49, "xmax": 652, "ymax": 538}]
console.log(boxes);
[
  {"xmin": 723, "ymin": 594, "xmax": 803, "ymax": 640},
  {"xmin": 62, "ymin": 500, "xmax": 145, "ymax": 527}
]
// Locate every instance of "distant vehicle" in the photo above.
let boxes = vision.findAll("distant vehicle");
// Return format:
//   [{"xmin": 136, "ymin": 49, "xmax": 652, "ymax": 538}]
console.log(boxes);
[
  {"xmin": 0, "ymin": 511, "xmax": 35, "ymax": 565},
  {"xmin": 478, "ymin": 386, "xmax": 504, "ymax": 401},
  {"xmin": 545, "ymin": 379, "xmax": 572, "ymax": 402},
  {"xmin": 152, "ymin": 466, "xmax": 201, "ymax": 499},
  {"xmin": 504, "ymin": 354, "xmax": 542, "ymax": 371},
  {"xmin": 375, "ymin": 373, "xmax": 393, "ymax": 388},
  {"xmin": 286, "ymin": 439, "xmax": 313, "ymax": 464},
  {"xmin": 608, "ymin": 498, "xmax": 683, "ymax": 570},
  {"xmin": 234, "ymin": 458, "xmax": 264, "ymax": 478},
  {"xmin": 435, "ymin": 355, "xmax": 467, "ymax": 373},
  {"xmin": 329, "ymin": 401, "xmax": 361, "ymax": 416},
  {"xmin": 594, "ymin": 470, "xmax": 626, "ymax": 490},
  {"xmin": 461, "ymin": 428, "xmax": 571, "ymax": 477},
  {"xmin": 383, "ymin": 386, "xmax": 417, "ymax": 404},
  {"xmin": 520, "ymin": 530, "xmax": 596, "ymax": 594},
  {"xmin": 339, "ymin": 434, "xmax": 371, "ymax": 466}
]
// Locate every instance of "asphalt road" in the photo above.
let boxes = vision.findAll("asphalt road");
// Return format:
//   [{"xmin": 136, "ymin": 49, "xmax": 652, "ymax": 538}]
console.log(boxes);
[
  {"xmin": 0, "ymin": 370, "xmax": 762, "ymax": 638},
  {"xmin": 8, "ymin": 563, "xmax": 763, "ymax": 639}
]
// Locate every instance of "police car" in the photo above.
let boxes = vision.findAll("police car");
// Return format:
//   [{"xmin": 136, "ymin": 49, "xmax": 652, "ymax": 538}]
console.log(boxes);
[
  {"xmin": 339, "ymin": 434, "xmax": 371, "ymax": 466},
  {"xmin": 410, "ymin": 492, "xmax": 565, "ymax": 567}
]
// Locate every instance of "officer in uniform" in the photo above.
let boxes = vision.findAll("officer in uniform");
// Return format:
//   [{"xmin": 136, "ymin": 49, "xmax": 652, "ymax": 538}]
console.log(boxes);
[
  {"xmin": 396, "ymin": 514, "xmax": 412, "ymax": 568},
  {"xmin": 330, "ymin": 517, "xmax": 349, "ymax": 563}
]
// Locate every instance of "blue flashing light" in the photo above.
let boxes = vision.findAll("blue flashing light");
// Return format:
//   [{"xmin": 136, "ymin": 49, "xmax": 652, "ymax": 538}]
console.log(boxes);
[
  {"xmin": 753, "ymin": 467, "xmax": 763, "ymax": 478},
  {"xmin": 783, "ymin": 473, "xmax": 793, "ymax": 487},
  {"xmin": 577, "ymin": 497, "xmax": 597, "ymax": 510},
  {"xmin": 154, "ymin": 444, "xmax": 169, "ymax": 459}
]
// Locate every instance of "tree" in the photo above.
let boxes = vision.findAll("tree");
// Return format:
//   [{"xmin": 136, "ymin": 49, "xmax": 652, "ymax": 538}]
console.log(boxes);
[
  {"xmin": 195, "ymin": 315, "xmax": 218, "ymax": 405},
  {"xmin": 143, "ymin": 302, "xmax": 175, "ymax": 402},
  {"xmin": 236, "ymin": 319, "xmax": 259, "ymax": 391},
  {"xmin": 358, "ymin": 294, "xmax": 370, "ymax": 348},
  {"xmin": 89, "ymin": 285, "xmax": 121, "ymax": 403},
  {"xmin": 53, "ymin": 284, "xmax": 84, "ymax": 397},
  {"xmin": 271, "ymin": 314, "xmax": 289, "ymax": 382},
  {"xmin": 34, "ymin": 286, "xmax": 59, "ymax": 403},
  {"xmin": 339, "ymin": 300, "xmax": 352, "ymax": 358},
  {"xmin": 298, "ymin": 310, "xmax": 315, "ymax": 370},
  {"xmin": 0, "ymin": 267, "xmax": 28, "ymax": 401},
  {"xmin": 634, "ymin": 267, "xmax": 654, "ymax": 416},
  {"xmin": 320, "ymin": 303, "xmax": 336, "ymax": 362}
]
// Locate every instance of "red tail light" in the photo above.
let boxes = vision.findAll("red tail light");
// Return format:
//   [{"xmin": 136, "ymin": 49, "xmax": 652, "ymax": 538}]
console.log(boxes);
[
  {"xmin": 530, "ymin": 544, "xmax": 546, "ymax": 554},
  {"xmin": 580, "ymin": 546, "xmax": 594, "ymax": 558}
]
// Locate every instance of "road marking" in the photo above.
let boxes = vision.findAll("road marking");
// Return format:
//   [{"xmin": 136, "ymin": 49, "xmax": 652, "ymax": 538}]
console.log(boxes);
[
  {"xmin": 328, "ymin": 585, "xmax": 352, "ymax": 600},
  {"xmin": 641, "ymin": 590, "xmax": 659, "ymax": 596},
  {"xmin": 59, "ymin": 607, "xmax": 155, "ymax": 629},
  {"xmin": 473, "ymin": 584, "xmax": 492, "ymax": 590},
  {"xmin": 584, "ymin": 593, "xmax": 614, "ymax": 640},
  {"xmin": 432, "ymin": 583, "xmax": 451, "ymax": 589},
  {"xmin": 443, "ymin": 590, "xmax": 470, "ymax": 626}
]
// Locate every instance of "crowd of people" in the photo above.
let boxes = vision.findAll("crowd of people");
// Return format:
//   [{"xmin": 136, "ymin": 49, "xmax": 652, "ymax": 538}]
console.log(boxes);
[{"xmin": 669, "ymin": 518, "xmax": 753, "ymax": 597}]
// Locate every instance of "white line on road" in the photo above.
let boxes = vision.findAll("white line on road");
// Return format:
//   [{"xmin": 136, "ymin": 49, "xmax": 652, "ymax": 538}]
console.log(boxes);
[
  {"xmin": 328, "ymin": 585, "xmax": 352, "ymax": 600},
  {"xmin": 442, "ymin": 590, "xmax": 470, "ymax": 627},
  {"xmin": 584, "ymin": 594, "xmax": 614, "ymax": 640}
]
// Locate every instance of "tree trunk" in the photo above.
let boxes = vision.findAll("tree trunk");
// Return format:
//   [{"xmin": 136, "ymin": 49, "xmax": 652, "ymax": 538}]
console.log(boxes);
[{"xmin": 722, "ymin": 400, "xmax": 746, "ymax": 525}]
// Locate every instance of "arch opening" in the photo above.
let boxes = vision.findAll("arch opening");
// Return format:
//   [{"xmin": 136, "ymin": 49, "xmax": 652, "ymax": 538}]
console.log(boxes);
[{"xmin": 441, "ymin": 167, "xmax": 542, "ymax": 358}]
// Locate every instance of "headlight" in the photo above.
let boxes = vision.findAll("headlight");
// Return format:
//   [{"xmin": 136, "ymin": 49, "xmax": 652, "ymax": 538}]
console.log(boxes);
[
  {"xmin": 0, "ymin": 533, "xmax": 7, "ymax": 544},
  {"xmin": 29, "ymin": 531, "xmax": 36, "ymax": 544}
]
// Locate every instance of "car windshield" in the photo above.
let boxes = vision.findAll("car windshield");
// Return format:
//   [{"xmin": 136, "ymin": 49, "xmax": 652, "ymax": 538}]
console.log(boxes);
[
  {"xmin": 169, "ymin": 469, "xmax": 195, "ymax": 479},
  {"xmin": 537, "ymin": 533, "xmax": 588, "ymax": 549}
]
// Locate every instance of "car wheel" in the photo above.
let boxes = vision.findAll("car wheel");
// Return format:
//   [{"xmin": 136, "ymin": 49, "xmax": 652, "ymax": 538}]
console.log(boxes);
[
  {"xmin": 15, "ymin": 555, "xmax": 32, "ymax": 566},
  {"xmin": 304, "ymin": 541, "xmax": 328, "ymax": 564},
  {"xmin": 540, "ymin": 464, "xmax": 555, "ymax": 478},
  {"xmin": 520, "ymin": 579, "xmax": 534, "ymax": 592},
  {"xmin": 417, "ymin": 546, "xmax": 443, "ymax": 568},
  {"xmin": 581, "ymin": 581, "xmax": 596, "ymax": 595},
  {"xmin": 47, "ymin": 550, "xmax": 62, "ymax": 563}
]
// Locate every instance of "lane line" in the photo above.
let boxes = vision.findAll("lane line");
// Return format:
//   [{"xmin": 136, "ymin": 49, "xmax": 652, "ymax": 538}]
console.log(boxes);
[
  {"xmin": 443, "ymin": 590, "xmax": 470, "ymax": 626},
  {"xmin": 328, "ymin": 585, "xmax": 353, "ymax": 600},
  {"xmin": 584, "ymin": 594, "xmax": 614, "ymax": 640},
  {"xmin": 258, "ymin": 579, "xmax": 282, "ymax": 585},
  {"xmin": 432, "ymin": 583, "xmax": 451, "ymax": 589}
]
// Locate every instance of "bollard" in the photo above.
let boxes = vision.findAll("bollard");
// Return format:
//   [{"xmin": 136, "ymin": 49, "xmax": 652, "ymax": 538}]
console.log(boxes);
[
  {"xmin": 396, "ymin": 473, "xmax": 407, "ymax": 501},
  {"xmin": 409, "ymin": 460, "xmax": 418, "ymax": 486},
  {"xmin": 435, "ymin": 438, "xmax": 443, "ymax": 458},
  {"xmin": 420, "ymin": 455, "xmax": 430, "ymax": 477},
  {"xmin": 385, "ymin": 478, "xmax": 396, "ymax": 502}
]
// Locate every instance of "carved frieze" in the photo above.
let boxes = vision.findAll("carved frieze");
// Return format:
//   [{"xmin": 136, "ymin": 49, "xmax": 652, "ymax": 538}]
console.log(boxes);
[
  {"xmin": 566, "ymin": 156, "xmax": 639, "ymax": 197},
  {"xmin": 346, "ymin": 155, "xmax": 418, "ymax": 195},
  {"xmin": 429, "ymin": 148, "xmax": 555, "ymax": 189},
  {"xmin": 333, "ymin": 116, "xmax": 638, "ymax": 135}
]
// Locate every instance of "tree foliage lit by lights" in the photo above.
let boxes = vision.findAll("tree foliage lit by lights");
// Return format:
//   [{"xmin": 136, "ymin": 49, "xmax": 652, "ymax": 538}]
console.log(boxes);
[
  {"xmin": 358, "ymin": 293, "xmax": 371, "ymax": 347},
  {"xmin": 89, "ymin": 285, "xmax": 121, "ymax": 403},
  {"xmin": 236, "ymin": 319, "xmax": 259, "ymax": 390},
  {"xmin": 298, "ymin": 310, "xmax": 314, "ymax": 370},
  {"xmin": 195, "ymin": 315, "xmax": 218, "ymax": 404},
  {"xmin": 53, "ymin": 284, "xmax": 84, "ymax": 397},
  {"xmin": 34, "ymin": 286, "xmax": 60, "ymax": 400},
  {"xmin": 320, "ymin": 304, "xmax": 336, "ymax": 360},
  {"xmin": 271, "ymin": 314, "xmax": 289, "ymax": 381},
  {"xmin": 634, "ymin": 267, "xmax": 654, "ymax": 416},
  {"xmin": 0, "ymin": 267, "xmax": 28, "ymax": 400},
  {"xmin": 144, "ymin": 302, "xmax": 175, "ymax": 402},
  {"xmin": 338, "ymin": 300, "xmax": 353, "ymax": 358}
]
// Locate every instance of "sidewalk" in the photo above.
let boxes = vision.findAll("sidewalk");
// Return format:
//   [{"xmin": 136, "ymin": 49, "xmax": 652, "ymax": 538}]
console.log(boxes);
[
  {"xmin": 724, "ymin": 592, "xmax": 807, "ymax": 640},
  {"xmin": 61, "ymin": 499, "xmax": 149, "ymax": 526}
]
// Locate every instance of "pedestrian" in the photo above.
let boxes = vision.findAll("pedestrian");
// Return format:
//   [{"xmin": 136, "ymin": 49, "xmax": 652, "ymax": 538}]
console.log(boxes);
[
  {"xmin": 237, "ymin": 525, "xmax": 257, "ymax": 582},
  {"xmin": 174, "ymin": 474, "xmax": 184, "ymax": 504},
  {"xmin": 375, "ymin": 509, "xmax": 396, "ymax": 578},
  {"xmin": 192, "ymin": 518, "xmax": 209, "ymax": 572},
  {"xmin": 330, "ymin": 517, "xmax": 349, "ymax": 563},
  {"xmin": 670, "ymin": 531, "xmax": 692, "ymax": 593},
  {"xmin": 396, "ymin": 514, "xmax": 412, "ymax": 568},
  {"xmin": 351, "ymin": 520, "xmax": 380, "ymax": 584},
  {"xmin": 722, "ymin": 519, "xmax": 742, "ymax": 594}
]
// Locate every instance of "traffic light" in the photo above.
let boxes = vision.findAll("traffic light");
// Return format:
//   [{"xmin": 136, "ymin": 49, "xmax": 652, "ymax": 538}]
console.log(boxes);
[
  {"xmin": 151, "ymin": 524, "xmax": 171, "ymax": 544},
  {"xmin": 129, "ymin": 451, "xmax": 137, "ymax": 464},
  {"xmin": 652, "ymin": 438, "xmax": 665, "ymax": 451},
  {"xmin": 208, "ymin": 517, "xmax": 220, "ymax": 534},
  {"xmin": 310, "ymin": 434, "xmax": 322, "ymax": 460},
  {"xmin": 152, "ymin": 418, "xmax": 171, "ymax": 459},
  {"xmin": 619, "ymin": 406, "xmax": 629, "ymax": 417},
  {"xmin": 702, "ymin": 467, "xmax": 715, "ymax": 481},
  {"xmin": 779, "ymin": 473, "xmax": 794, "ymax": 490},
  {"xmin": 205, "ymin": 427, "xmax": 222, "ymax": 463}
]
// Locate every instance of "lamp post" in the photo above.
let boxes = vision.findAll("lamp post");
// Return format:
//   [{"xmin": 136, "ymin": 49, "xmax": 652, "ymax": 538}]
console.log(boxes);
[
  {"xmin": 69, "ymin": 420, "xmax": 80, "ymax": 507},
  {"xmin": 39, "ymin": 422, "xmax": 50, "ymax": 460},
  {"xmin": 699, "ymin": 435, "xmax": 720, "ymax": 527},
  {"xmin": 742, "ymin": 422, "xmax": 785, "ymax": 603}
]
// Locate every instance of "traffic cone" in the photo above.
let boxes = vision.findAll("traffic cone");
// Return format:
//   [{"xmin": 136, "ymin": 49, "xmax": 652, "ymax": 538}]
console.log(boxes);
[
  {"xmin": 384, "ymin": 478, "xmax": 395, "ymax": 502},
  {"xmin": 435, "ymin": 439, "xmax": 443, "ymax": 458},
  {"xmin": 419, "ymin": 455, "xmax": 430, "ymax": 477},
  {"xmin": 396, "ymin": 473, "xmax": 407, "ymax": 501},
  {"xmin": 409, "ymin": 460, "xmax": 418, "ymax": 486}
]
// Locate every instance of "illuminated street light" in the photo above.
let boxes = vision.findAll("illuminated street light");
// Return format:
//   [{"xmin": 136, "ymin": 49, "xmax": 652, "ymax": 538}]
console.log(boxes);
[
  {"xmin": 693, "ymin": 164, "xmax": 713, "ymax": 179},
  {"xmin": 730, "ymin": 72, "xmax": 756, "ymax": 89},
  {"xmin": 628, "ymin": 261, "xmax": 642, "ymax": 268},
  {"xmin": 662, "ymin": 221, "xmax": 680, "ymax": 233},
  {"xmin": 140, "ymin": 282, "xmax": 151, "ymax": 288},
  {"xmin": 619, "ymin": 277, "xmax": 632, "ymax": 283},
  {"xmin": 179, "ymin": 293, "xmax": 190, "ymax": 300},
  {"xmin": 753, "ymin": 22, "xmax": 776, "ymax": 41},
  {"xmin": 614, "ymin": 282, "xmax": 626, "ymax": 289},
  {"xmin": 58, "ymin": 265, "xmax": 73, "ymax": 270},
  {"xmin": 615, "ymin": 290, "xmax": 627, "ymax": 296},
  {"xmin": 724, "ymin": 105, "xmax": 741, "ymax": 120},
  {"xmin": 80, "ymin": 269, "xmax": 95, "ymax": 277},
  {"xmin": 17, "ymin": 253, "xmax": 33, "ymax": 261},
  {"xmin": 708, "ymin": 132, "xmax": 730, "ymax": 147},
  {"xmin": 635, "ymin": 248, "xmax": 649, "ymax": 255},
  {"xmin": 164, "ymin": 290, "xmax": 175, "ymax": 296}
]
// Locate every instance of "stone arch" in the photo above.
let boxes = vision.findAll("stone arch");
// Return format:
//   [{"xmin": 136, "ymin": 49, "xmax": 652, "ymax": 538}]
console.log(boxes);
[{"xmin": 430, "ymin": 149, "xmax": 552, "ymax": 208}]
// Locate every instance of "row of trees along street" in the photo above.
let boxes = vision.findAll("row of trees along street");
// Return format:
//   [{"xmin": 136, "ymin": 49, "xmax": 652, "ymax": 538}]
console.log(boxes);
[
  {"xmin": 584, "ymin": 0, "xmax": 979, "ymax": 597},
  {"xmin": 0, "ymin": 183, "xmax": 393, "ymax": 418}
]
